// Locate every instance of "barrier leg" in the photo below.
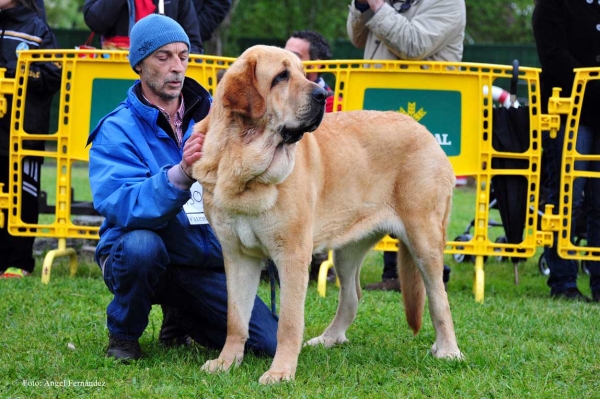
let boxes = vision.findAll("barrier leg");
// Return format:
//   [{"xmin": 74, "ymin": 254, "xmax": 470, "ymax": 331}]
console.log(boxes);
[
  {"xmin": 41, "ymin": 238, "xmax": 78, "ymax": 284},
  {"xmin": 473, "ymin": 255, "xmax": 485, "ymax": 303},
  {"xmin": 317, "ymin": 251, "xmax": 335, "ymax": 298}
]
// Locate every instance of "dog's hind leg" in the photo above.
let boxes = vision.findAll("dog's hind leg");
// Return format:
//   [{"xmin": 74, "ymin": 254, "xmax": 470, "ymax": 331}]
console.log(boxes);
[
  {"xmin": 304, "ymin": 235, "xmax": 381, "ymax": 348},
  {"xmin": 401, "ymin": 216, "xmax": 462, "ymax": 360}
]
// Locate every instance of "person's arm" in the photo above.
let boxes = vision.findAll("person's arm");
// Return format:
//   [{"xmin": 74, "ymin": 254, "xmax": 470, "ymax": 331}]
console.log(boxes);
[
  {"xmin": 193, "ymin": 0, "xmax": 232, "ymax": 42},
  {"xmin": 353, "ymin": 0, "xmax": 465, "ymax": 60},
  {"xmin": 347, "ymin": 0, "xmax": 372, "ymax": 50},
  {"xmin": 83, "ymin": 0, "xmax": 128, "ymax": 34},
  {"xmin": 89, "ymin": 119, "xmax": 192, "ymax": 229},
  {"xmin": 27, "ymin": 26, "xmax": 61, "ymax": 97}
]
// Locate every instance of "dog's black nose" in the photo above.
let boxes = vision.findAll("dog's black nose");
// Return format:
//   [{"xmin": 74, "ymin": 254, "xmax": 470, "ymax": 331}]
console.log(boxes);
[{"xmin": 312, "ymin": 87, "xmax": 328, "ymax": 105}]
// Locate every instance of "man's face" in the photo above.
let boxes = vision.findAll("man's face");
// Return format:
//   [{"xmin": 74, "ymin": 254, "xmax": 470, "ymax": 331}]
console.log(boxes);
[
  {"xmin": 284, "ymin": 37, "xmax": 319, "ymax": 83},
  {"xmin": 284, "ymin": 37, "xmax": 311, "ymax": 62},
  {"xmin": 0, "ymin": 0, "xmax": 16, "ymax": 9},
  {"xmin": 137, "ymin": 42, "xmax": 189, "ymax": 105}
]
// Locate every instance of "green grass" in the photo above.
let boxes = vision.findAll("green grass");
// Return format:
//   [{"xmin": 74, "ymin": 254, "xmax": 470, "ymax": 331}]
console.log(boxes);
[
  {"xmin": 1, "ymin": 172, "xmax": 599, "ymax": 398},
  {"xmin": 1, "ymin": 256, "xmax": 599, "ymax": 398}
]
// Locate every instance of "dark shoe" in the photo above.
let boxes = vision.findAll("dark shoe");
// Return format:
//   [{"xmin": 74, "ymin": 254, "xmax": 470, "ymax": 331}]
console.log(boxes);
[
  {"xmin": 592, "ymin": 291, "xmax": 600, "ymax": 303},
  {"xmin": 107, "ymin": 334, "xmax": 142, "ymax": 362},
  {"xmin": 550, "ymin": 288, "xmax": 591, "ymax": 302},
  {"xmin": 159, "ymin": 305, "xmax": 193, "ymax": 347},
  {"xmin": 364, "ymin": 277, "xmax": 401, "ymax": 292}
]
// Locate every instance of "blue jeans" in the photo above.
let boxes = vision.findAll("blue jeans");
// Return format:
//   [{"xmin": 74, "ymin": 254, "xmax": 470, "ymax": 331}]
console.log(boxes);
[
  {"xmin": 542, "ymin": 124, "xmax": 600, "ymax": 293},
  {"xmin": 102, "ymin": 230, "xmax": 278, "ymax": 356}
]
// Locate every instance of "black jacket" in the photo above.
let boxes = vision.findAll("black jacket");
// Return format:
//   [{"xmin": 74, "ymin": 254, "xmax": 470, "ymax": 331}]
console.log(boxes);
[
  {"xmin": 83, "ymin": 0, "xmax": 204, "ymax": 54},
  {"xmin": 193, "ymin": 0, "xmax": 231, "ymax": 42},
  {"xmin": 533, "ymin": 0, "xmax": 600, "ymax": 129},
  {"xmin": 0, "ymin": 5, "xmax": 61, "ymax": 156}
]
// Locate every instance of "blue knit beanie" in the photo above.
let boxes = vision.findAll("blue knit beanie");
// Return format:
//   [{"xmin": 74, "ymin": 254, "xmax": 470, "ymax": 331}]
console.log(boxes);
[{"xmin": 129, "ymin": 14, "xmax": 191, "ymax": 72}]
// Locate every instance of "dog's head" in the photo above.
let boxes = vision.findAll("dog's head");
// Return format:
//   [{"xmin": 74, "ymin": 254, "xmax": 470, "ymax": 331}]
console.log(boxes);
[
  {"xmin": 194, "ymin": 45, "xmax": 330, "ymax": 211},
  {"xmin": 217, "ymin": 45, "xmax": 328, "ymax": 145}
]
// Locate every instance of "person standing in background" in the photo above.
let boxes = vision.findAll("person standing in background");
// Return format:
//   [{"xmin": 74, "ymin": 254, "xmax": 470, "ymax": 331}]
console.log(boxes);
[
  {"xmin": 192, "ymin": 0, "xmax": 231, "ymax": 43},
  {"xmin": 0, "ymin": 0, "xmax": 62, "ymax": 278},
  {"xmin": 532, "ymin": 0, "xmax": 600, "ymax": 302},
  {"xmin": 347, "ymin": 0, "xmax": 466, "ymax": 291},
  {"xmin": 83, "ymin": 0, "xmax": 203, "ymax": 53}
]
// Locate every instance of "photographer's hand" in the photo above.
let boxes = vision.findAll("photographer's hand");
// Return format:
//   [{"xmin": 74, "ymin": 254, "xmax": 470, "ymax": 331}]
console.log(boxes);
[{"xmin": 356, "ymin": 0, "xmax": 384, "ymax": 12}]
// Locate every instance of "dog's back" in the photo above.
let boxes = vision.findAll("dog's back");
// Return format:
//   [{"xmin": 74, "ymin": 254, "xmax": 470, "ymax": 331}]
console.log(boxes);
[{"xmin": 292, "ymin": 109, "xmax": 454, "ymax": 254}]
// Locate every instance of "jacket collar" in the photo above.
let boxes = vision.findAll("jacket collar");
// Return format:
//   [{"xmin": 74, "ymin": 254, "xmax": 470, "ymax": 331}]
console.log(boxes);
[{"xmin": 0, "ymin": 5, "xmax": 36, "ymax": 23}]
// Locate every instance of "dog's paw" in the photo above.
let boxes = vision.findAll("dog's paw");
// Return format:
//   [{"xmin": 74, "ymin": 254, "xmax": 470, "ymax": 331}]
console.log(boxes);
[
  {"xmin": 258, "ymin": 369, "xmax": 295, "ymax": 384},
  {"xmin": 431, "ymin": 343, "xmax": 464, "ymax": 360},
  {"xmin": 303, "ymin": 335, "xmax": 348, "ymax": 348},
  {"xmin": 201, "ymin": 356, "xmax": 242, "ymax": 373},
  {"xmin": 201, "ymin": 359, "xmax": 228, "ymax": 373}
]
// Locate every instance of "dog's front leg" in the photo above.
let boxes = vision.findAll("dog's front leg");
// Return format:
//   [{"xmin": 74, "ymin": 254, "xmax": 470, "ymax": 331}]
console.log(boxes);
[
  {"xmin": 259, "ymin": 255, "xmax": 310, "ymax": 384},
  {"xmin": 201, "ymin": 251, "xmax": 262, "ymax": 374}
]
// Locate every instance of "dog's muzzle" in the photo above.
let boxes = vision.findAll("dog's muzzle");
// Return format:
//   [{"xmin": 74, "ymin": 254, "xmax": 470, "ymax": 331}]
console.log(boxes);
[{"xmin": 280, "ymin": 87, "xmax": 328, "ymax": 144}]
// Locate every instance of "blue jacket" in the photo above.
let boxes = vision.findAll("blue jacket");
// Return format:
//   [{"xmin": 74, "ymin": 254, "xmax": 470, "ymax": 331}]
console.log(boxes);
[{"xmin": 87, "ymin": 78, "xmax": 224, "ymax": 269}]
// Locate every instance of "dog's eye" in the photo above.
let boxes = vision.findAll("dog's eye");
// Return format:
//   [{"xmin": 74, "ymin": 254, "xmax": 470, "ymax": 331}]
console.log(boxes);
[{"xmin": 271, "ymin": 70, "xmax": 289, "ymax": 87}]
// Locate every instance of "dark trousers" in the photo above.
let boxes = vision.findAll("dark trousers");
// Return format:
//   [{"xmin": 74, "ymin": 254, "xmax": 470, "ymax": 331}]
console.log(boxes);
[
  {"xmin": 102, "ymin": 229, "xmax": 279, "ymax": 356},
  {"xmin": 541, "ymin": 125, "xmax": 600, "ymax": 293},
  {"xmin": 0, "ymin": 156, "xmax": 41, "ymax": 273},
  {"xmin": 382, "ymin": 251, "xmax": 398, "ymax": 280}
]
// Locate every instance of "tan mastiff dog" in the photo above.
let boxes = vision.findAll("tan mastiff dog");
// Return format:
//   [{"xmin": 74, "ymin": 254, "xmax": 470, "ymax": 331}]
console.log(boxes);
[{"xmin": 192, "ymin": 45, "xmax": 462, "ymax": 384}]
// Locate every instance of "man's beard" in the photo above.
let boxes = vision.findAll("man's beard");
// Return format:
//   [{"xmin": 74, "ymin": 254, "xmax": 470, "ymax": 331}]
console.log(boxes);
[{"xmin": 144, "ymin": 69, "xmax": 184, "ymax": 101}]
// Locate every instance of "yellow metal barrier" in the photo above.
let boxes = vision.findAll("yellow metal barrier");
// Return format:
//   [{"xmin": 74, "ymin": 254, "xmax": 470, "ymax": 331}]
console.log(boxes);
[
  {"xmin": 4, "ymin": 51, "xmax": 590, "ymax": 300},
  {"xmin": 543, "ymin": 67, "xmax": 600, "ymax": 263},
  {"xmin": 316, "ymin": 251, "xmax": 340, "ymax": 298}
]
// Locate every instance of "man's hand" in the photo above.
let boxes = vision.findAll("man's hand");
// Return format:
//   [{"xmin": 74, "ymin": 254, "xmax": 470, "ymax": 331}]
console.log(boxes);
[
  {"xmin": 356, "ymin": 0, "xmax": 384, "ymax": 12},
  {"xmin": 181, "ymin": 131, "xmax": 205, "ymax": 179}
]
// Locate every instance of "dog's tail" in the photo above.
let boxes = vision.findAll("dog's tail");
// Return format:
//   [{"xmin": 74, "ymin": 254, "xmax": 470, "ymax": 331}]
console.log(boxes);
[{"xmin": 398, "ymin": 240, "xmax": 425, "ymax": 335}]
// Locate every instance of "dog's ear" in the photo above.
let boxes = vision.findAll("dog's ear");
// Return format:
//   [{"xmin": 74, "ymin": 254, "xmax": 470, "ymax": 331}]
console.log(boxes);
[{"xmin": 222, "ymin": 57, "xmax": 266, "ymax": 119}]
